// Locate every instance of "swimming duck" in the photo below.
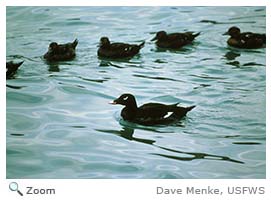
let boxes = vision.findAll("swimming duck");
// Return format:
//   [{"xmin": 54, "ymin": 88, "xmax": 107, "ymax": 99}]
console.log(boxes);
[
  {"xmin": 6, "ymin": 61, "xmax": 24, "ymax": 79},
  {"xmin": 151, "ymin": 30, "xmax": 200, "ymax": 49},
  {"xmin": 44, "ymin": 39, "xmax": 78, "ymax": 62},
  {"xmin": 223, "ymin": 26, "xmax": 266, "ymax": 49},
  {"xmin": 97, "ymin": 37, "xmax": 145, "ymax": 59},
  {"xmin": 110, "ymin": 93, "xmax": 195, "ymax": 126}
]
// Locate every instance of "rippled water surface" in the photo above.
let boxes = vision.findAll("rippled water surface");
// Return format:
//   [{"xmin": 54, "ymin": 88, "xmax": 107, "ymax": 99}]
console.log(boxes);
[{"xmin": 6, "ymin": 7, "xmax": 266, "ymax": 179}]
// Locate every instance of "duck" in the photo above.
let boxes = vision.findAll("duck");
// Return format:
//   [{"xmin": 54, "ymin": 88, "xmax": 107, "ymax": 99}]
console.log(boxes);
[
  {"xmin": 97, "ymin": 37, "xmax": 145, "ymax": 59},
  {"xmin": 151, "ymin": 30, "xmax": 200, "ymax": 49},
  {"xmin": 6, "ymin": 61, "xmax": 24, "ymax": 79},
  {"xmin": 110, "ymin": 93, "xmax": 195, "ymax": 126},
  {"xmin": 223, "ymin": 26, "xmax": 266, "ymax": 49},
  {"xmin": 43, "ymin": 39, "xmax": 78, "ymax": 62}
]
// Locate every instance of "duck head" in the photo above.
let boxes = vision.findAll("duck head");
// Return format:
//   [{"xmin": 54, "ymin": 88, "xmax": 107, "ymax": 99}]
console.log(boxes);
[
  {"xmin": 151, "ymin": 31, "xmax": 167, "ymax": 41},
  {"xmin": 48, "ymin": 42, "xmax": 58, "ymax": 52},
  {"xmin": 99, "ymin": 37, "xmax": 110, "ymax": 47},
  {"xmin": 223, "ymin": 26, "xmax": 241, "ymax": 38},
  {"xmin": 110, "ymin": 93, "xmax": 137, "ymax": 108}
]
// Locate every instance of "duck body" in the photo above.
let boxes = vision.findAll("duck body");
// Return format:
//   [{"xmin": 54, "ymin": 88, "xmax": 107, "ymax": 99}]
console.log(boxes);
[
  {"xmin": 224, "ymin": 27, "xmax": 265, "ymax": 49},
  {"xmin": 6, "ymin": 61, "xmax": 24, "ymax": 79},
  {"xmin": 151, "ymin": 31, "xmax": 200, "ymax": 49},
  {"xmin": 98, "ymin": 37, "xmax": 145, "ymax": 59},
  {"xmin": 44, "ymin": 39, "xmax": 78, "ymax": 62},
  {"xmin": 111, "ymin": 94, "xmax": 195, "ymax": 126}
]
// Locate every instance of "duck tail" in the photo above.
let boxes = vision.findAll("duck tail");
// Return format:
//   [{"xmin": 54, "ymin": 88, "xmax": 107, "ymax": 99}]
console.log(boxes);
[
  {"xmin": 16, "ymin": 61, "xmax": 24, "ymax": 67},
  {"xmin": 72, "ymin": 39, "xmax": 78, "ymax": 48},
  {"xmin": 193, "ymin": 32, "xmax": 201, "ymax": 38},
  {"xmin": 138, "ymin": 41, "xmax": 145, "ymax": 49},
  {"xmin": 6, "ymin": 61, "xmax": 24, "ymax": 78},
  {"xmin": 170, "ymin": 105, "xmax": 196, "ymax": 119},
  {"xmin": 186, "ymin": 105, "xmax": 196, "ymax": 112},
  {"xmin": 262, "ymin": 34, "xmax": 266, "ymax": 44}
]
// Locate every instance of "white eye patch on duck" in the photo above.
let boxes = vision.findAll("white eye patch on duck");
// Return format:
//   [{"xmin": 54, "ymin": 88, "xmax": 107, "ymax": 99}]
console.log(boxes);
[{"xmin": 123, "ymin": 96, "xmax": 129, "ymax": 101}]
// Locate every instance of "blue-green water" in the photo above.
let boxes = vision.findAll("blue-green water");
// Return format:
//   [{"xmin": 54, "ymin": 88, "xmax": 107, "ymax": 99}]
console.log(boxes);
[{"xmin": 6, "ymin": 7, "xmax": 266, "ymax": 179}]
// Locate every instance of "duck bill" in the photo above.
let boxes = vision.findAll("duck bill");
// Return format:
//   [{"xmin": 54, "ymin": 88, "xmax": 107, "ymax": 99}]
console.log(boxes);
[
  {"xmin": 223, "ymin": 31, "xmax": 229, "ymax": 35},
  {"xmin": 109, "ymin": 101, "xmax": 117, "ymax": 105},
  {"xmin": 150, "ymin": 36, "xmax": 157, "ymax": 41}
]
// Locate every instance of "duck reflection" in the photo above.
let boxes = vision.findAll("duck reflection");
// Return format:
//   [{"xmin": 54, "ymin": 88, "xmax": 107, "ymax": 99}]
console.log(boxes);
[
  {"xmin": 224, "ymin": 51, "xmax": 240, "ymax": 61},
  {"xmin": 224, "ymin": 50, "xmax": 264, "ymax": 68},
  {"xmin": 47, "ymin": 63, "xmax": 60, "ymax": 72},
  {"xmin": 6, "ymin": 84, "xmax": 25, "ymax": 89},
  {"xmin": 99, "ymin": 60, "xmax": 125, "ymax": 69},
  {"xmin": 153, "ymin": 146, "xmax": 244, "ymax": 164},
  {"xmin": 224, "ymin": 51, "xmax": 241, "ymax": 67},
  {"xmin": 96, "ymin": 126, "xmax": 155, "ymax": 145},
  {"xmin": 96, "ymin": 126, "xmax": 244, "ymax": 164}
]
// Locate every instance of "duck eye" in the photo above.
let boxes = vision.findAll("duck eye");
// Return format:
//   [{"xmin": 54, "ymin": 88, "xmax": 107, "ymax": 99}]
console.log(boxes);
[{"xmin": 123, "ymin": 96, "xmax": 129, "ymax": 101}]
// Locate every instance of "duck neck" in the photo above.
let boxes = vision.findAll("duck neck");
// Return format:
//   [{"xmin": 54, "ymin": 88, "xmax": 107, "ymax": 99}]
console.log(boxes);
[
  {"xmin": 122, "ymin": 103, "xmax": 137, "ymax": 121},
  {"xmin": 124, "ymin": 99, "xmax": 138, "ymax": 118},
  {"xmin": 127, "ymin": 99, "xmax": 138, "ymax": 111}
]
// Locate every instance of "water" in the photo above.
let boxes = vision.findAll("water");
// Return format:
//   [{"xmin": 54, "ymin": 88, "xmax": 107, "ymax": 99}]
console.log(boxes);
[{"xmin": 6, "ymin": 6, "xmax": 265, "ymax": 179}]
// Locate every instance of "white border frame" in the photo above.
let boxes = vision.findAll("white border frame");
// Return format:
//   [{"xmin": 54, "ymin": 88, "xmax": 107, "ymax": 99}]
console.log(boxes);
[{"xmin": 1, "ymin": 1, "xmax": 269, "ymax": 201}]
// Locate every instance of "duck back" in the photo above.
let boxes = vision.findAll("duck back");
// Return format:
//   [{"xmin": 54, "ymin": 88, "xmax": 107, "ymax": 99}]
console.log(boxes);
[
  {"xmin": 98, "ymin": 41, "xmax": 144, "ymax": 59},
  {"xmin": 156, "ymin": 32, "xmax": 200, "ymax": 49}
]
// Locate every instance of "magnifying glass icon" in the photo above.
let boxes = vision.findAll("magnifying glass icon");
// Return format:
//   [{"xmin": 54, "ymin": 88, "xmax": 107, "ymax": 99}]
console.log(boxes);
[{"xmin": 9, "ymin": 182, "xmax": 23, "ymax": 196}]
